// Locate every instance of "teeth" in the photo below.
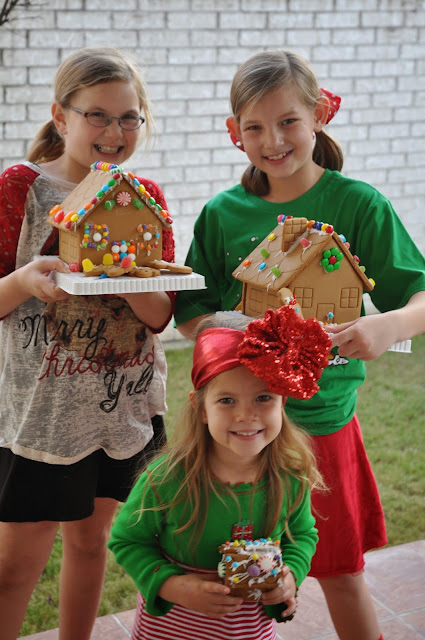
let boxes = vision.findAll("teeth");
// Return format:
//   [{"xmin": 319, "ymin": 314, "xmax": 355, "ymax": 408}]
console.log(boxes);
[
  {"xmin": 235, "ymin": 431, "xmax": 259, "ymax": 436},
  {"xmin": 267, "ymin": 152, "xmax": 288, "ymax": 160},
  {"xmin": 95, "ymin": 145, "xmax": 120, "ymax": 153}
]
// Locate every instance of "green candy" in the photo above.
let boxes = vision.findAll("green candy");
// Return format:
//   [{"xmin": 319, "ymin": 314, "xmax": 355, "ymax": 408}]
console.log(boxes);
[
  {"xmin": 323, "ymin": 250, "xmax": 331, "ymax": 259},
  {"xmin": 321, "ymin": 258, "xmax": 329, "ymax": 267},
  {"xmin": 132, "ymin": 198, "xmax": 143, "ymax": 209},
  {"xmin": 103, "ymin": 200, "xmax": 114, "ymax": 210},
  {"xmin": 325, "ymin": 264, "xmax": 334, "ymax": 272}
]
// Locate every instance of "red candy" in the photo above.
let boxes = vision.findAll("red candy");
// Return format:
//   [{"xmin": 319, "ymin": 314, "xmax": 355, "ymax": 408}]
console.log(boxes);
[
  {"xmin": 121, "ymin": 256, "xmax": 132, "ymax": 268},
  {"xmin": 54, "ymin": 210, "xmax": 65, "ymax": 223},
  {"xmin": 68, "ymin": 262, "xmax": 80, "ymax": 272},
  {"xmin": 325, "ymin": 225, "xmax": 334, "ymax": 234}
]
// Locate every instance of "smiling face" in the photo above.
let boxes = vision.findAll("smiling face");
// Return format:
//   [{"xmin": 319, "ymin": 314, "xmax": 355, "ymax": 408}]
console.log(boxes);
[
  {"xmin": 228, "ymin": 84, "xmax": 328, "ymax": 201},
  {"xmin": 52, "ymin": 80, "xmax": 141, "ymax": 183},
  {"xmin": 201, "ymin": 366, "xmax": 283, "ymax": 476}
]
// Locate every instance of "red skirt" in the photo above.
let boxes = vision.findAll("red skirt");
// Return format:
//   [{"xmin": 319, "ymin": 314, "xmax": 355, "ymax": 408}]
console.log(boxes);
[
  {"xmin": 131, "ymin": 591, "xmax": 276, "ymax": 640},
  {"xmin": 309, "ymin": 414, "xmax": 387, "ymax": 578}
]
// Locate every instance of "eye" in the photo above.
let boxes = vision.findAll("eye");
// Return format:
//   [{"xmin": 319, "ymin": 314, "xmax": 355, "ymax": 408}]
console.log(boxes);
[
  {"xmin": 281, "ymin": 118, "xmax": 296, "ymax": 125},
  {"xmin": 218, "ymin": 397, "xmax": 234, "ymax": 405},
  {"xmin": 121, "ymin": 114, "xmax": 140, "ymax": 122},
  {"xmin": 257, "ymin": 394, "xmax": 273, "ymax": 403},
  {"xmin": 245, "ymin": 124, "xmax": 261, "ymax": 131}
]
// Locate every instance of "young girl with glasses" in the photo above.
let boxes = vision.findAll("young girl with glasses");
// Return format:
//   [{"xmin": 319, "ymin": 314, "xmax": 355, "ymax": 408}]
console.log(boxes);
[
  {"xmin": 174, "ymin": 50, "xmax": 425, "ymax": 640},
  {"xmin": 109, "ymin": 307, "xmax": 330, "ymax": 640},
  {"xmin": 0, "ymin": 46, "xmax": 175, "ymax": 639}
]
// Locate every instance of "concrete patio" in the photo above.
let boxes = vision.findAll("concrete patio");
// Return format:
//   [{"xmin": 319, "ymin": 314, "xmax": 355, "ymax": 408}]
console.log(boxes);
[{"xmin": 21, "ymin": 540, "xmax": 425, "ymax": 639}]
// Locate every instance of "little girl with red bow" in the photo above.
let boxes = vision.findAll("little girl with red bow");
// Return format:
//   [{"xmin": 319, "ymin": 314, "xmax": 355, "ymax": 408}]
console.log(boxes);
[{"xmin": 109, "ymin": 306, "xmax": 331, "ymax": 640}]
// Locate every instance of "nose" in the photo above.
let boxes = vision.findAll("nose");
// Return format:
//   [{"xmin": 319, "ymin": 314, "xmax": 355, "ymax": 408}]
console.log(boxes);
[
  {"xmin": 264, "ymin": 125, "xmax": 284, "ymax": 149},
  {"xmin": 104, "ymin": 118, "xmax": 123, "ymax": 138},
  {"xmin": 235, "ymin": 401, "xmax": 255, "ymax": 423}
]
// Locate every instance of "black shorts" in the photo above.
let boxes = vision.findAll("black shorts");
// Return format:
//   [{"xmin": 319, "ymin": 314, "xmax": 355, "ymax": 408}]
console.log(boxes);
[{"xmin": 0, "ymin": 415, "xmax": 166, "ymax": 523}]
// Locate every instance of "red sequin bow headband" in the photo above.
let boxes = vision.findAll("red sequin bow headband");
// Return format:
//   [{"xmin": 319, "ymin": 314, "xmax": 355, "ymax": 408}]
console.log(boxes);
[
  {"xmin": 228, "ymin": 88, "xmax": 341, "ymax": 152},
  {"xmin": 191, "ymin": 306, "xmax": 332, "ymax": 400}
]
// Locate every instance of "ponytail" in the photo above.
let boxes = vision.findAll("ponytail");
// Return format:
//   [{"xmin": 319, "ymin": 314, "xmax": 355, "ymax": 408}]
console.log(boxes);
[
  {"xmin": 313, "ymin": 129, "xmax": 343, "ymax": 172},
  {"xmin": 26, "ymin": 120, "xmax": 64, "ymax": 164}
]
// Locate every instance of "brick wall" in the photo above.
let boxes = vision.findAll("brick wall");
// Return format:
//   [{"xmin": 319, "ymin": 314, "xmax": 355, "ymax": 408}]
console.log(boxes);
[{"xmin": 1, "ymin": 0, "xmax": 424, "ymax": 339}]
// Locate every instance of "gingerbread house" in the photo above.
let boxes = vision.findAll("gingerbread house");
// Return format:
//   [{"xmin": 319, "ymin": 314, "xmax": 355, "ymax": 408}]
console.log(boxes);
[
  {"xmin": 46, "ymin": 162, "xmax": 173, "ymax": 273},
  {"xmin": 233, "ymin": 216, "xmax": 375, "ymax": 325}
]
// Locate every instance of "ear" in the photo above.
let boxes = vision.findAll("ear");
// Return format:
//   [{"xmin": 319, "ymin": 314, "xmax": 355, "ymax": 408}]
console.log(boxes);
[
  {"xmin": 226, "ymin": 115, "xmax": 241, "ymax": 140},
  {"xmin": 52, "ymin": 102, "xmax": 68, "ymax": 136},
  {"xmin": 313, "ymin": 95, "xmax": 330, "ymax": 133}
]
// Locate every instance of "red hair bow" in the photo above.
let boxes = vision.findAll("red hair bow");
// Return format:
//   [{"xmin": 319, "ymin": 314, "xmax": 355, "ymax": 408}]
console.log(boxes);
[
  {"xmin": 237, "ymin": 307, "xmax": 332, "ymax": 400},
  {"xmin": 320, "ymin": 88, "xmax": 341, "ymax": 124}
]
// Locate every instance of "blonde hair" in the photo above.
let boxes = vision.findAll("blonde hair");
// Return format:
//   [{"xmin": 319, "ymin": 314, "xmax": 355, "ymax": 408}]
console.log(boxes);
[
  {"xmin": 27, "ymin": 47, "xmax": 153, "ymax": 164},
  {"xmin": 230, "ymin": 50, "xmax": 343, "ymax": 196},
  {"xmin": 138, "ymin": 312, "xmax": 325, "ymax": 552}
]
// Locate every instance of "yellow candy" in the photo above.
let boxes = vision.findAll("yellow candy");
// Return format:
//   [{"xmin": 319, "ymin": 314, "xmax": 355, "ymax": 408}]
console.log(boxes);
[
  {"xmin": 252, "ymin": 553, "xmax": 258, "ymax": 559},
  {"xmin": 131, "ymin": 261, "xmax": 136, "ymax": 267},
  {"xmin": 268, "ymin": 232, "xmax": 276, "ymax": 241},
  {"xmin": 233, "ymin": 577, "xmax": 239, "ymax": 583},
  {"xmin": 321, "ymin": 223, "xmax": 328, "ymax": 231},
  {"xmin": 70, "ymin": 214, "xmax": 79, "ymax": 222},
  {"xmin": 138, "ymin": 184, "xmax": 146, "ymax": 194},
  {"xmin": 82, "ymin": 258, "xmax": 94, "ymax": 272},
  {"xmin": 103, "ymin": 254, "xmax": 114, "ymax": 266},
  {"xmin": 368, "ymin": 278, "xmax": 375, "ymax": 287}
]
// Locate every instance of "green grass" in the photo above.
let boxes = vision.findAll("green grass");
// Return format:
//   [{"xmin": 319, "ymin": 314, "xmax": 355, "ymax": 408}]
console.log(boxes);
[{"xmin": 19, "ymin": 335, "xmax": 425, "ymax": 635}]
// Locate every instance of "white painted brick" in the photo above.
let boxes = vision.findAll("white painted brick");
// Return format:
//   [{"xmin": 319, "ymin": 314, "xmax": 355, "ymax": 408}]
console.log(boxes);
[
  {"xmin": 374, "ymin": 60, "xmax": 415, "ymax": 76},
  {"xmin": 394, "ymin": 107, "xmax": 425, "ymax": 123},
  {"xmin": 0, "ymin": 140, "xmax": 25, "ymax": 156},
  {"xmin": 139, "ymin": 0, "xmax": 189, "ymax": 9},
  {"xmin": 346, "ymin": 169, "xmax": 387, "ymax": 184},
  {"xmin": 151, "ymin": 133, "xmax": 186, "ymax": 151},
  {"xmin": 416, "ymin": 91, "xmax": 425, "ymax": 106},
  {"xmin": 0, "ymin": 68, "xmax": 27, "ymax": 85},
  {"xmin": 145, "ymin": 167, "xmax": 184, "ymax": 183},
  {"xmin": 190, "ymin": 30, "xmax": 238, "ymax": 46},
  {"xmin": 316, "ymin": 12, "xmax": 360, "ymax": 28},
  {"xmin": 218, "ymin": 48, "xmax": 264, "ymax": 64},
  {"xmin": 286, "ymin": 30, "xmax": 331, "ymax": 45},
  {"xmin": 361, "ymin": 12, "xmax": 404, "ymax": 28},
  {"xmin": 391, "ymin": 138, "xmax": 424, "ymax": 153},
  {"xmin": 219, "ymin": 12, "xmax": 267, "ymax": 29},
  {"xmin": 411, "ymin": 122, "xmax": 425, "ymax": 137},
  {"xmin": 83, "ymin": 30, "xmax": 139, "ymax": 48},
  {"xmin": 268, "ymin": 13, "xmax": 314, "ymax": 28},
  {"xmin": 169, "ymin": 48, "xmax": 217, "ymax": 65},
  {"xmin": 168, "ymin": 83, "xmax": 214, "ymax": 100},
  {"xmin": 2, "ymin": 10, "xmax": 55, "ymax": 29},
  {"xmin": 144, "ymin": 65, "xmax": 189, "ymax": 83},
  {"xmin": 357, "ymin": 45, "xmax": 400, "ymax": 61},
  {"xmin": 152, "ymin": 101, "xmax": 186, "ymax": 118},
  {"xmin": 165, "ymin": 181, "xmax": 211, "ymax": 199},
  {"xmin": 343, "ymin": 156, "xmax": 365, "ymax": 171},
  {"xmin": 5, "ymin": 122, "xmax": 41, "ymax": 139},
  {"xmin": 138, "ymin": 30, "xmax": 190, "ymax": 47},
  {"xmin": 0, "ymin": 104, "xmax": 26, "ymax": 121},
  {"xmin": 114, "ymin": 11, "xmax": 165, "ymax": 29},
  {"xmin": 148, "ymin": 84, "xmax": 167, "ymax": 100},
  {"xmin": 168, "ymin": 12, "xmax": 217, "ymax": 29},
  {"xmin": 194, "ymin": 0, "xmax": 238, "ymax": 8},
  {"xmin": 242, "ymin": 0, "xmax": 289, "ymax": 9},
  {"xmin": 313, "ymin": 46, "xmax": 356, "ymax": 61},
  {"xmin": 365, "ymin": 154, "xmax": 400, "ymax": 170},
  {"xmin": 373, "ymin": 91, "xmax": 412, "ymax": 107},
  {"xmin": 388, "ymin": 166, "xmax": 425, "ymax": 183},
  {"xmin": 57, "ymin": 11, "xmax": 111, "ymax": 29},
  {"xmin": 87, "ymin": 0, "xmax": 136, "ymax": 8},
  {"xmin": 376, "ymin": 28, "xmax": 418, "ymax": 44},
  {"xmin": 188, "ymin": 99, "xmax": 230, "ymax": 116},
  {"xmin": 407, "ymin": 152, "xmax": 425, "ymax": 166},
  {"xmin": 349, "ymin": 140, "xmax": 390, "ymax": 155},
  {"xmin": 330, "ymin": 61, "xmax": 373, "ymax": 77},
  {"xmin": 184, "ymin": 164, "xmax": 232, "ymax": 182},
  {"xmin": 335, "ymin": 0, "xmax": 377, "ymax": 8},
  {"xmin": 332, "ymin": 28, "xmax": 375, "ymax": 45},
  {"xmin": 6, "ymin": 86, "xmax": 52, "ymax": 103},
  {"xmin": 29, "ymin": 30, "xmax": 85, "ymax": 48},
  {"xmin": 3, "ymin": 49, "xmax": 59, "ymax": 67},
  {"xmin": 166, "ymin": 116, "xmax": 213, "ymax": 133},
  {"xmin": 369, "ymin": 123, "xmax": 410, "ymax": 139},
  {"xmin": 0, "ymin": 30, "xmax": 26, "ymax": 48},
  {"xmin": 401, "ymin": 44, "xmax": 425, "ymax": 59},
  {"xmin": 289, "ymin": 0, "xmax": 333, "ymax": 9},
  {"xmin": 355, "ymin": 77, "xmax": 396, "ymax": 92},
  {"xmin": 190, "ymin": 65, "xmax": 235, "ymax": 82},
  {"xmin": 48, "ymin": 0, "xmax": 84, "ymax": 7},
  {"xmin": 28, "ymin": 104, "xmax": 52, "ymax": 120},
  {"xmin": 352, "ymin": 108, "xmax": 393, "ymax": 124},
  {"xmin": 187, "ymin": 132, "xmax": 228, "ymax": 149},
  {"xmin": 406, "ymin": 11, "xmax": 425, "ymax": 27},
  {"xmin": 165, "ymin": 150, "xmax": 211, "ymax": 167}
]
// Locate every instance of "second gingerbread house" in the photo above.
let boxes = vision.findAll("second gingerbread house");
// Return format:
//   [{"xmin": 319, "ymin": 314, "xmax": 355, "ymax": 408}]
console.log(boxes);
[{"xmin": 233, "ymin": 216, "xmax": 375, "ymax": 325}]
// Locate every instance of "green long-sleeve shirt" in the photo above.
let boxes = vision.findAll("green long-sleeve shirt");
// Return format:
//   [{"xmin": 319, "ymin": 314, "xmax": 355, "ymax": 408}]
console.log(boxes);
[{"xmin": 108, "ymin": 458, "xmax": 318, "ymax": 620}]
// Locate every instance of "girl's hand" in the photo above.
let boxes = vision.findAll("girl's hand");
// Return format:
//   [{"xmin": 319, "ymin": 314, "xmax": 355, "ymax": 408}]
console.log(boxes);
[
  {"xmin": 18, "ymin": 257, "xmax": 71, "ymax": 303},
  {"xmin": 159, "ymin": 573, "xmax": 243, "ymax": 618},
  {"xmin": 261, "ymin": 565, "xmax": 297, "ymax": 617},
  {"xmin": 326, "ymin": 313, "xmax": 398, "ymax": 361}
]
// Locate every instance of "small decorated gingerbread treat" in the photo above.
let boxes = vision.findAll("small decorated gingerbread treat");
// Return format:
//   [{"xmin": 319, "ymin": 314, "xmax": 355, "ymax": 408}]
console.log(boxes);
[{"xmin": 218, "ymin": 539, "xmax": 284, "ymax": 601}]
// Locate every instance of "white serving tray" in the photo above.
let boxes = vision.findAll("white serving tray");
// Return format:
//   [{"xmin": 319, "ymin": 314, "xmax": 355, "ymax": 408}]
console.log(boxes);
[{"xmin": 53, "ymin": 270, "xmax": 206, "ymax": 295}]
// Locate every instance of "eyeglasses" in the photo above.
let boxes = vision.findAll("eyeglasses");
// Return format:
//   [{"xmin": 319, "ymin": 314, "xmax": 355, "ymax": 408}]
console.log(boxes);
[{"xmin": 68, "ymin": 106, "xmax": 145, "ymax": 130}]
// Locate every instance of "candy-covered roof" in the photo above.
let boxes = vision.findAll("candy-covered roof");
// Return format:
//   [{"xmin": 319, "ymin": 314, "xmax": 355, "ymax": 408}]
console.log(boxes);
[
  {"xmin": 233, "ymin": 216, "xmax": 374, "ymax": 292},
  {"xmin": 47, "ymin": 162, "xmax": 173, "ymax": 231}
]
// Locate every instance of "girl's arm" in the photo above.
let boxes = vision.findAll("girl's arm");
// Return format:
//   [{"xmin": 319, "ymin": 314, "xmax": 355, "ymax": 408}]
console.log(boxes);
[
  {"xmin": 264, "ymin": 484, "xmax": 318, "ymax": 622},
  {"xmin": 0, "ymin": 257, "xmax": 71, "ymax": 317},
  {"xmin": 328, "ymin": 290, "xmax": 425, "ymax": 360},
  {"xmin": 108, "ymin": 467, "xmax": 242, "ymax": 618}
]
